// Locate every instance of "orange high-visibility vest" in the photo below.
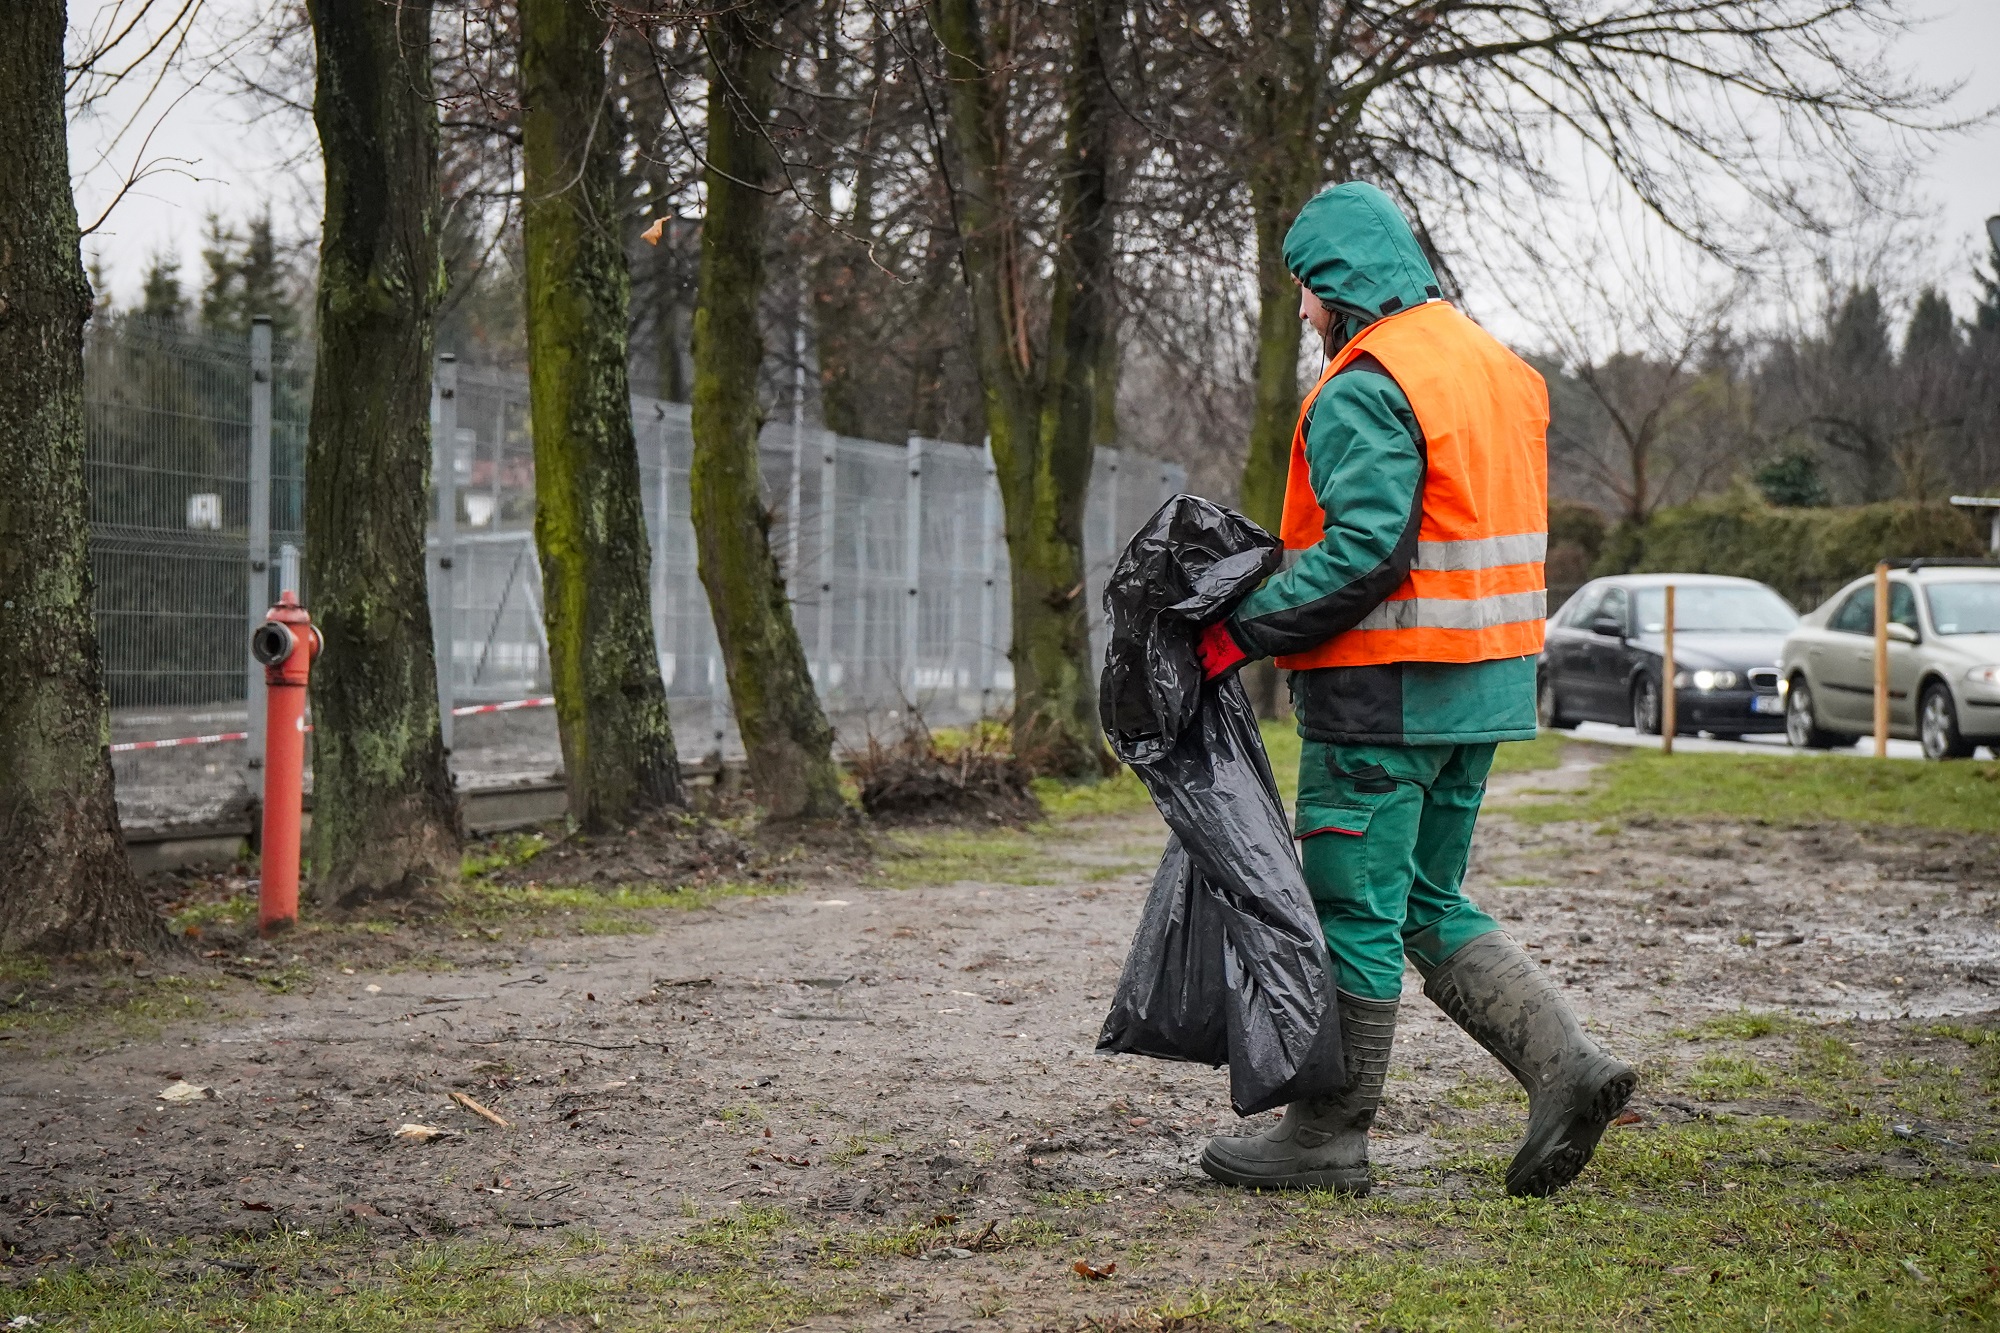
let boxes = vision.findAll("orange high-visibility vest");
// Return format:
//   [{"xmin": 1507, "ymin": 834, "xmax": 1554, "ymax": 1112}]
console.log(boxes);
[{"xmin": 1276, "ymin": 300, "xmax": 1549, "ymax": 670}]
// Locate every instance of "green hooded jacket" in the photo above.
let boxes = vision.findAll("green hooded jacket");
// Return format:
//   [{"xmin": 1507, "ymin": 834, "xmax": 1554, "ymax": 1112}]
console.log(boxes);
[{"xmin": 1219, "ymin": 182, "xmax": 1538, "ymax": 746}]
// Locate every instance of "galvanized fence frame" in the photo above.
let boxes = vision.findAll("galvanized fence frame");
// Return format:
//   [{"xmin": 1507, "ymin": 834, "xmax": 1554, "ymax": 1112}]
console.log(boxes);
[{"xmin": 87, "ymin": 320, "xmax": 1185, "ymax": 806}]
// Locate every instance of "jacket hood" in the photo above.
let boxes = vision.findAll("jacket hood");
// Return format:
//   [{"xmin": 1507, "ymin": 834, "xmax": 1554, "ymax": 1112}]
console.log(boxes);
[{"xmin": 1283, "ymin": 183, "xmax": 1441, "ymax": 341}]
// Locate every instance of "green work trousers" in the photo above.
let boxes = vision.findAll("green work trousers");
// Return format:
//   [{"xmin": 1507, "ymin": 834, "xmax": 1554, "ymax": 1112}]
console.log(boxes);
[{"xmin": 1294, "ymin": 740, "xmax": 1503, "ymax": 1001}]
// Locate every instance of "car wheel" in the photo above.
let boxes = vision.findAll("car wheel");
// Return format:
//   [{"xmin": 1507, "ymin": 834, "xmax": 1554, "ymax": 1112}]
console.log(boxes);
[
  {"xmin": 1631, "ymin": 675, "xmax": 1660, "ymax": 736},
  {"xmin": 1919, "ymin": 682, "xmax": 1975, "ymax": 760},
  {"xmin": 1785, "ymin": 675, "xmax": 1851, "ymax": 750},
  {"xmin": 1537, "ymin": 673, "xmax": 1575, "ymax": 731}
]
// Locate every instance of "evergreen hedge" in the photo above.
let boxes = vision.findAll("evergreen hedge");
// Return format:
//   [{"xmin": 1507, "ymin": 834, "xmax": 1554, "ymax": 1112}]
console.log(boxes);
[{"xmin": 1592, "ymin": 487, "xmax": 1985, "ymax": 611}]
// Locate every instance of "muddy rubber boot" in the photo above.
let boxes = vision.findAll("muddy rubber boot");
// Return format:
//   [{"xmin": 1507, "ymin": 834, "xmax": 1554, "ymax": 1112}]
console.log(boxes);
[
  {"xmin": 1419, "ymin": 932, "xmax": 1637, "ymax": 1198},
  {"xmin": 1198, "ymin": 993, "xmax": 1396, "ymax": 1193}
]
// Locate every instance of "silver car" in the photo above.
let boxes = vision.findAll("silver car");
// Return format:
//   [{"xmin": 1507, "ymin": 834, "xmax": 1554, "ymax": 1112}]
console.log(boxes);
[{"xmin": 1780, "ymin": 560, "xmax": 2000, "ymax": 759}]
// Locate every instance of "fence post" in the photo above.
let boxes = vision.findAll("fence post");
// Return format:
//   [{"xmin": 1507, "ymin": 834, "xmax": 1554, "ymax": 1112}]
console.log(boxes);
[
  {"xmin": 245, "ymin": 316, "xmax": 273, "ymax": 786},
  {"xmin": 433, "ymin": 353, "xmax": 458, "ymax": 757},
  {"xmin": 1100, "ymin": 445, "xmax": 1121, "ymax": 565},
  {"xmin": 652, "ymin": 408, "xmax": 669, "ymax": 680},
  {"xmin": 978, "ymin": 438, "xmax": 998, "ymax": 716},
  {"xmin": 904, "ymin": 435, "xmax": 923, "ymax": 699},
  {"xmin": 1872, "ymin": 561, "xmax": 1890, "ymax": 758},
  {"xmin": 788, "ymin": 319, "xmax": 806, "ymax": 581},
  {"xmin": 817, "ymin": 435, "xmax": 837, "ymax": 694},
  {"xmin": 1661, "ymin": 584, "xmax": 1676, "ymax": 754}
]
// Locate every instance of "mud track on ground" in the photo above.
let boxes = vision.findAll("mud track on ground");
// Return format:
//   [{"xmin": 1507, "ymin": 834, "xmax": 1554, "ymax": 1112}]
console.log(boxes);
[{"xmin": 4, "ymin": 743, "xmax": 1997, "ymax": 1326}]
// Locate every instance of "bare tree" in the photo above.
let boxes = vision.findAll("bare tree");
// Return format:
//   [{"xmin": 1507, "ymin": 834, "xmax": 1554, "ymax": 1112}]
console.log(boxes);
[
  {"xmin": 518, "ymin": 0, "xmax": 685, "ymax": 828},
  {"xmin": 0, "ymin": 0, "xmax": 161, "ymax": 952},
  {"xmin": 1545, "ymin": 276, "xmax": 1747, "ymax": 525},
  {"xmin": 302, "ymin": 0, "xmax": 460, "ymax": 906},
  {"xmin": 927, "ymin": 0, "xmax": 1122, "ymax": 775},
  {"xmin": 679, "ymin": 0, "xmax": 847, "ymax": 819}
]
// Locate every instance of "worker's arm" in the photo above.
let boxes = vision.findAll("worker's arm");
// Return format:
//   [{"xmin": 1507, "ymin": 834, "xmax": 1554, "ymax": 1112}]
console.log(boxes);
[{"xmin": 1206, "ymin": 362, "xmax": 1425, "ymax": 667}]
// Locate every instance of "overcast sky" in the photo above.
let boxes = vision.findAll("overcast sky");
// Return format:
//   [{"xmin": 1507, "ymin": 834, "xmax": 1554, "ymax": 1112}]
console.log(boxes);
[{"xmin": 67, "ymin": 0, "xmax": 2000, "ymax": 351}]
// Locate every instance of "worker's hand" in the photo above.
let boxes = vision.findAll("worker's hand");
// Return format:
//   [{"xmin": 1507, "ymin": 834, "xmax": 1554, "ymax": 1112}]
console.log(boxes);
[{"xmin": 1196, "ymin": 620, "xmax": 1250, "ymax": 680}]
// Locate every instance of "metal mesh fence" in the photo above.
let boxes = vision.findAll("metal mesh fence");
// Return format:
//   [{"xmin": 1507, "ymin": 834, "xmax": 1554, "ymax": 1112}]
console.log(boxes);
[{"xmin": 88, "ymin": 322, "xmax": 1185, "ymax": 825}]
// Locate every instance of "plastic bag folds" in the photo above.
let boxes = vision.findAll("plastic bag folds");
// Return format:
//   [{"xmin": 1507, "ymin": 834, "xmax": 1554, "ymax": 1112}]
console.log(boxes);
[{"xmin": 1095, "ymin": 494, "xmax": 1343, "ymax": 1116}]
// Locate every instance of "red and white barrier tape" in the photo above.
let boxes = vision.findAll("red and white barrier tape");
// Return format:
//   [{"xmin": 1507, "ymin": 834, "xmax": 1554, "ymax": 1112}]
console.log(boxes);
[
  {"xmin": 110, "ymin": 731, "xmax": 250, "ymax": 753},
  {"xmin": 451, "ymin": 695, "xmax": 557, "ymax": 717},
  {"xmin": 109, "ymin": 695, "xmax": 558, "ymax": 753}
]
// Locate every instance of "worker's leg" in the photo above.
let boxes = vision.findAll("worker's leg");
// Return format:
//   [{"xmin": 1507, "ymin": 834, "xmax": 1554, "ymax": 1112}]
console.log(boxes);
[
  {"xmin": 1400, "ymin": 744, "xmax": 1638, "ymax": 1197},
  {"xmin": 1198, "ymin": 741, "xmax": 1440, "ymax": 1192},
  {"xmin": 1400, "ymin": 742, "xmax": 1504, "ymax": 975},
  {"xmin": 1293, "ymin": 741, "xmax": 1446, "ymax": 1000}
]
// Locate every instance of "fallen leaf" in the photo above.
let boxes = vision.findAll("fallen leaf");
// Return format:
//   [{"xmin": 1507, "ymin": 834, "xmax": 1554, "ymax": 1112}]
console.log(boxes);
[
  {"xmin": 1612, "ymin": 1110, "xmax": 1644, "ymax": 1127},
  {"xmin": 394, "ymin": 1123, "xmax": 450, "ymax": 1142},
  {"xmin": 239, "ymin": 1200, "xmax": 275, "ymax": 1212},
  {"xmin": 158, "ymin": 1081, "xmax": 215, "ymax": 1103},
  {"xmin": 1073, "ymin": 1260, "xmax": 1116, "ymax": 1280}
]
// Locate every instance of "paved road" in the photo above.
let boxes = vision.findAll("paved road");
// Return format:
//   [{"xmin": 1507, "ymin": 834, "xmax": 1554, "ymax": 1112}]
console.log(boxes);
[{"xmin": 1562, "ymin": 720, "xmax": 1982, "ymax": 761}]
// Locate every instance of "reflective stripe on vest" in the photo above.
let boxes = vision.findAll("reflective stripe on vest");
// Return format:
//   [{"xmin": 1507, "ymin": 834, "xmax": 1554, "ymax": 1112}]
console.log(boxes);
[{"xmin": 1275, "ymin": 300, "xmax": 1549, "ymax": 671}]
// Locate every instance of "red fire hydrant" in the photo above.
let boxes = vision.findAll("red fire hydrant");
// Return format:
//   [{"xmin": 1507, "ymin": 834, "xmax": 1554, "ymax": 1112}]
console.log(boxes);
[{"xmin": 251, "ymin": 591, "xmax": 321, "ymax": 936}]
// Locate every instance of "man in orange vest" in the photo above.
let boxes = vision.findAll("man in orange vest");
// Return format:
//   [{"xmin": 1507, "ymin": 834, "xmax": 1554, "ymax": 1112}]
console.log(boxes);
[{"xmin": 1193, "ymin": 182, "xmax": 1635, "ymax": 1197}]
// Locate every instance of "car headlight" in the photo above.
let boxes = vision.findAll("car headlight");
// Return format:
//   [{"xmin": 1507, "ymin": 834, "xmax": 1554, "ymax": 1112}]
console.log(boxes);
[
  {"xmin": 1966, "ymin": 665, "xmax": 2000, "ymax": 687},
  {"xmin": 1672, "ymin": 669, "xmax": 1738, "ymax": 690}
]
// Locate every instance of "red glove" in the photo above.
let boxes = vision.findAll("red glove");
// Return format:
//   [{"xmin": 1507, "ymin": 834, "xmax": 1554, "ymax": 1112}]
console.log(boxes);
[{"xmin": 1196, "ymin": 620, "xmax": 1250, "ymax": 680}]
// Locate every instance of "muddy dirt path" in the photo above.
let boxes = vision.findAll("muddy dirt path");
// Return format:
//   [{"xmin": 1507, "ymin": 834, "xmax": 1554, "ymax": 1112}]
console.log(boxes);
[{"xmin": 5, "ymin": 744, "xmax": 1996, "ymax": 1327}]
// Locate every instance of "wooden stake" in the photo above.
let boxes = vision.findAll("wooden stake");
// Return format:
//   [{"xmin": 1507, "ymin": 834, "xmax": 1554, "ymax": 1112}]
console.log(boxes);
[
  {"xmin": 1661, "ymin": 584, "xmax": 1676, "ymax": 755},
  {"xmin": 1873, "ymin": 562, "xmax": 1890, "ymax": 758},
  {"xmin": 449, "ymin": 1090, "xmax": 510, "ymax": 1128}
]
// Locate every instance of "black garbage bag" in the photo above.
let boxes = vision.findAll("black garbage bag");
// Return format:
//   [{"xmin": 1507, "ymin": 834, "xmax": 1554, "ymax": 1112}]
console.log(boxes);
[{"xmin": 1095, "ymin": 494, "xmax": 1343, "ymax": 1116}]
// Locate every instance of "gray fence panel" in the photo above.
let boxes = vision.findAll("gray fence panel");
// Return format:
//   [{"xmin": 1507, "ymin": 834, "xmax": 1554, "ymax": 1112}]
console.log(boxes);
[{"xmin": 89, "ymin": 323, "xmax": 1187, "ymax": 821}]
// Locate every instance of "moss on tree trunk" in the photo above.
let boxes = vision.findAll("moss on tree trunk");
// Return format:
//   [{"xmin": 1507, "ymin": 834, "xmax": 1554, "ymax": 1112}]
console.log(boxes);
[
  {"xmin": 303, "ymin": 0, "xmax": 460, "ymax": 907},
  {"xmin": 519, "ymin": 0, "xmax": 684, "ymax": 830},
  {"xmin": 0, "ymin": 0, "xmax": 160, "ymax": 953},
  {"xmin": 689, "ymin": 0, "xmax": 845, "ymax": 821},
  {"xmin": 1233, "ymin": 15, "xmax": 1337, "ymax": 720},
  {"xmin": 930, "ymin": 0, "xmax": 1119, "ymax": 777}
]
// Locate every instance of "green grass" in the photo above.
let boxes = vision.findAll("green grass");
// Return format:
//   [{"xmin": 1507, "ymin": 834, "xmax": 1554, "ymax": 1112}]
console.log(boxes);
[
  {"xmin": 10, "ymin": 1016, "xmax": 1998, "ymax": 1330},
  {"xmin": 1, "ymin": 1226, "xmax": 861, "ymax": 1332},
  {"xmin": 1015, "ymin": 719, "xmax": 1563, "ymax": 828},
  {"xmin": 1152, "ymin": 1124, "xmax": 2000, "ymax": 1331},
  {"xmin": 871, "ymin": 826, "xmax": 1065, "ymax": 888},
  {"xmin": 0, "ymin": 966, "xmax": 223, "ymax": 1042},
  {"xmin": 437, "ymin": 877, "xmax": 793, "ymax": 940},
  {"xmin": 1490, "ymin": 730, "xmax": 1573, "ymax": 774},
  {"xmin": 1674, "ymin": 1009, "xmax": 1806, "ymax": 1042},
  {"xmin": 1514, "ymin": 750, "xmax": 2000, "ymax": 833}
]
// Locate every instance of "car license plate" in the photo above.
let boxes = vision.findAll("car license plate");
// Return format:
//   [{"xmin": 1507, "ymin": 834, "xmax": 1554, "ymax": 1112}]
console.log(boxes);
[{"xmin": 1753, "ymin": 694, "xmax": 1784, "ymax": 715}]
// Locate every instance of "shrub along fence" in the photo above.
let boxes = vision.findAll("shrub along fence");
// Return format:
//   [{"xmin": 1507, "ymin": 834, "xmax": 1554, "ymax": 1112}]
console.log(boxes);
[{"xmin": 1590, "ymin": 487, "xmax": 1984, "ymax": 612}]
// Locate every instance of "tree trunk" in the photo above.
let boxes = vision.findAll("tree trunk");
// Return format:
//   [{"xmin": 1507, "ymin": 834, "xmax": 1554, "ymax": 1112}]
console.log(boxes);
[
  {"xmin": 689, "ymin": 0, "xmax": 845, "ymax": 820},
  {"xmin": 0, "ymin": 0, "xmax": 159, "ymax": 953},
  {"xmin": 1235, "ymin": 11, "xmax": 1327, "ymax": 721},
  {"xmin": 303, "ymin": 0, "xmax": 460, "ymax": 907},
  {"xmin": 519, "ymin": 0, "xmax": 684, "ymax": 830},
  {"xmin": 931, "ymin": 0, "xmax": 1116, "ymax": 776}
]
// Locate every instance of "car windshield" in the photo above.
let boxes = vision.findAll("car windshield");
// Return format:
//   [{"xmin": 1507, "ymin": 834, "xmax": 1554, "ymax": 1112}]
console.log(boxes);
[
  {"xmin": 1632, "ymin": 586, "xmax": 1798, "ymax": 633},
  {"xmin": 1924, "ymin": 581, "xmax": 2000, "ymax": 635}
]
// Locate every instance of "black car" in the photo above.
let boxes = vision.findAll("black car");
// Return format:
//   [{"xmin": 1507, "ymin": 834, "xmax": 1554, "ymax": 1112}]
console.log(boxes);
[{"xmin": 1538, "ymin": 574, "xmax": 1800, "ymax": 738}]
